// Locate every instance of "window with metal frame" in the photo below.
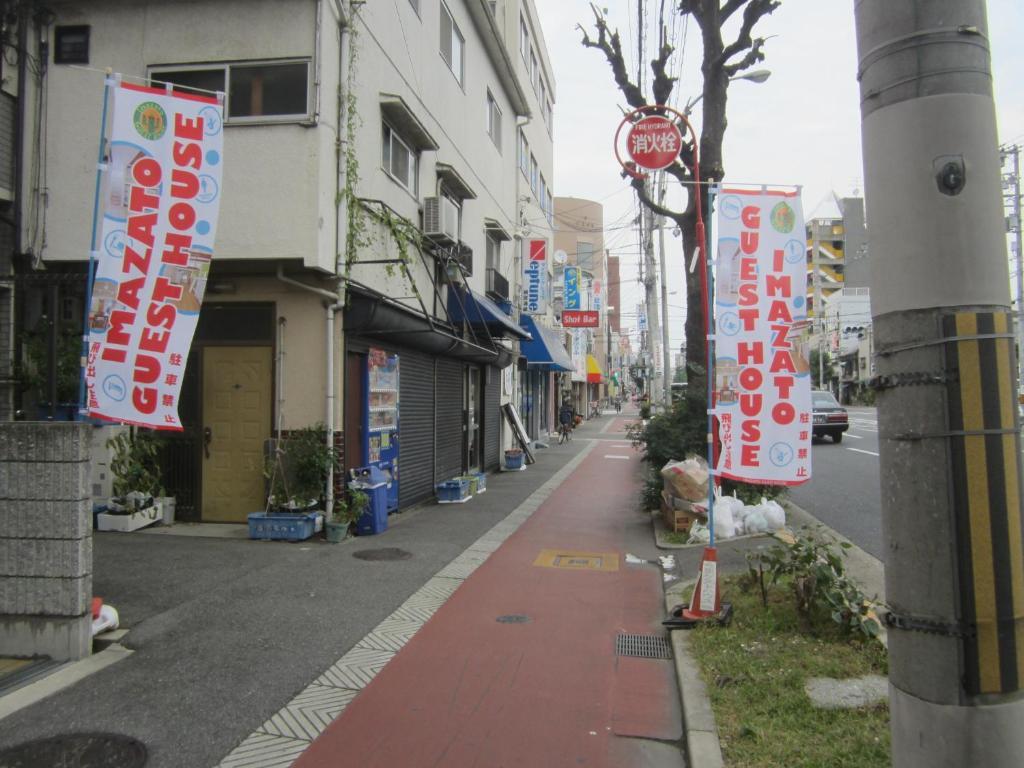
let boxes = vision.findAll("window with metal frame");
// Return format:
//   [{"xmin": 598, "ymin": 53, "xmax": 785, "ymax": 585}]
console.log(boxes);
[
  {"xmin": 440, "ymin": 3, "xmax": 465, "ymax": 85},
  {"xmin": 519, "ymin": 130, "xmax": 529, "ymax": 176},
  {"xmin": 520, "ymin": 15, "xmax": 530, "ymax": 63},
  {"xmin": 382, "ymin": 122, "xmax": 419, "ymax": 195},
  {"xmin": 152, "ymin": 61, "xmax": 311, "ymax": 123},
  {"xmin": 54, "ymin": 25, "xmax": 90, "ymax": 65},
  {"xmin": 486, "ymin": 90, "xmax": 502, "ymax": 151},
  {"xmin": 530, "ymin": 155, "xmax": 538, "ymax": 194}
]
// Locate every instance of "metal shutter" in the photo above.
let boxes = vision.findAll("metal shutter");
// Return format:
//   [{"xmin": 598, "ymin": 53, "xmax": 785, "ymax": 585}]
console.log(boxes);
[
  {"xmin": 435, "ymin": 358, "xmax": 464, "ymax": 482},
  {"xmin": 484, "ymin": 366, "xmax": 501, "ymax": 470},
  {"xmin": 398, "ymin": 350, "xmax": 435, "ymax": 508}
]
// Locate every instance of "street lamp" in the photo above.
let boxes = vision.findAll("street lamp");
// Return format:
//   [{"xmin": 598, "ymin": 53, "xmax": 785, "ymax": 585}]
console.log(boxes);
[{"xmin": 683, "ymin": 68, "xmax": 772, "ymax": 115}]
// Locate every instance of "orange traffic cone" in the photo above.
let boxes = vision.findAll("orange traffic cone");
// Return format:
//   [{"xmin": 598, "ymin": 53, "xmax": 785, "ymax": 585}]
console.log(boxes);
[{"xmin": 682, "ymin": 546, "xmax": 721, "ymax": 620}]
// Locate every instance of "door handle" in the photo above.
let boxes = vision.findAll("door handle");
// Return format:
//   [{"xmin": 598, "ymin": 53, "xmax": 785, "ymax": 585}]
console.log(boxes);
[{"xmin": 203, "ymin": 426, "xmax": 212, "ymax": 459}]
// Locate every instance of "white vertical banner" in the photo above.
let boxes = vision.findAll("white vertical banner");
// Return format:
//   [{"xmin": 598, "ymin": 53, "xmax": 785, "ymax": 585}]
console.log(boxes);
[
  {"xmin": 712, "ymin": 188, "xmax": 811, "ymax": 485},
  {"xmin": 85, "ymin": 80, "xmax": 224, "ymax": 429}
]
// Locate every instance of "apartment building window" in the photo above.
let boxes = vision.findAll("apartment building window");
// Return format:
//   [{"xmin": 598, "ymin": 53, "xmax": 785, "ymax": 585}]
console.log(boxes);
[
  {"xmin": 382, "ymin": 122, "xmax": 419, "ymax": 196},
  {"xmin": 530, "ymin": 154, "xmax": 538, "ymax": 195},
  {"xmin": 153, "ymin": 61, "xmax": 310, "ymax": 123},
  {"xmin": 54, "ymin": 26, "xmax": 90, "ymax": 64},
  {"xmin": 518, "ymin": 130, "xmax": 529, "ymax": 176},
  {"xmin": 486, "ymin": 232, "xmax": 501, "ymax": 272},
  {"xmin": 530, "ymin": 50, "xmax": 538, "ymax": 90},
  {"xmin": 486, "ymin": 90, "xmax": 502, "ymax": 151},
  {"xmin": 539, "ymin": 79, "xmax": 546, "ymax": 112},
  {"xmin": 545, "ymin": 99, "xmax": 553, "ymax": 135},
  {"xmin": 545, "ymin": 189, "xmax": 553, "ymax": 224},
  {"xmin": 440, "ymin": 3, "xmax": 465, "ymax": 86},
  {"xmin": 520, "ymin": 15, "xmax": 530, "ymax": 63},
  {"xmin": 577, "ymin": 241, "xmax": 595, "ymax": 271},
  {"xmin": 539, "ymin": 176, "xmax": 546, "ymax": 214}
]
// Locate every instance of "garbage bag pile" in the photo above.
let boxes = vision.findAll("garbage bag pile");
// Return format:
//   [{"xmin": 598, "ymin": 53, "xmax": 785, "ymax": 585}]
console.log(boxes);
[{"xmin": 659, "ymin": 458, "xmax": 787, "ymax": 544}]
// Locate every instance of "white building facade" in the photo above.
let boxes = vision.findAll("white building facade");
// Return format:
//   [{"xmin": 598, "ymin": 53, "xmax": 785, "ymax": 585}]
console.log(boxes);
[{"xmin": 14, "ymin": 0, "xmax": 556, "ymax": 520}]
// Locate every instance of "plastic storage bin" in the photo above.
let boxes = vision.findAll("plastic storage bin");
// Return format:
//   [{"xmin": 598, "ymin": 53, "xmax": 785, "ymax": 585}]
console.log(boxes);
[
  {"xmin": 504, "ymin": 451, "xmax": 525, "ymax": 470},
  {"xmin": 247, "ymin": 511, "xmax": 320, "ymax": 541},
  {"xmin": 473, "ymin": 472, "xmax": 487, "ymax": 493},
  {"xmin": 437, "ymin": 478, "xmax": 471, "ymax": 503}
]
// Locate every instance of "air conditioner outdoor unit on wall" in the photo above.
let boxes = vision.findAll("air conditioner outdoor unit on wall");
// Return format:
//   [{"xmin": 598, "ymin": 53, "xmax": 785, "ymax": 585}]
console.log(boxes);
[{"xmin": 423, "ymin": 196, "xmax": 459, "ymax": 245}]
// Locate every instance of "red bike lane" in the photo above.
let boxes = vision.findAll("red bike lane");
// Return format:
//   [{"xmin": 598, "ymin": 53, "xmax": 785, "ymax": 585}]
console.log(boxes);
[{"xmin": 294, "ymin": 440, "xmax": 680, "ymax": 768}]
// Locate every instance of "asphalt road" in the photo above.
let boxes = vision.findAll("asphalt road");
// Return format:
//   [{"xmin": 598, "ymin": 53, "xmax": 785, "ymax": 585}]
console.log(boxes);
[{"xmin": 788, "ymin": 406, "xmax": 884, "ymax": 559}]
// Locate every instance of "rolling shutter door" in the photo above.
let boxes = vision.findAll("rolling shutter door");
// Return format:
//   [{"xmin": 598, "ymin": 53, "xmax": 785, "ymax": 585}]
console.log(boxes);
[
  {"xmin": 435, "ymin": 358, "xmax": 464, "ymax": 481},
  {"xmin": 398, "ymin": 350, "xmax": 435, "ymax": 508},
  {"xmin": 484, "ymin": 366, "xmax": 501, "ymax": 471}
]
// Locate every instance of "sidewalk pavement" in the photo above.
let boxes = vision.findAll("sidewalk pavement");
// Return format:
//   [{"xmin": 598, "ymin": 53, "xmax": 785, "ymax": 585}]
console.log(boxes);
[{"xmin": 0, "ymin": 406, "xmax": 886, "ymax": 768}]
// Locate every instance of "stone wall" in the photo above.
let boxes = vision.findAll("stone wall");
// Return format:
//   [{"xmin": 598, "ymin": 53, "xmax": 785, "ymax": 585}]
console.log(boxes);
[{"xmin": 0, "ymin": 422, "xmax": 93, "ymax": 660}]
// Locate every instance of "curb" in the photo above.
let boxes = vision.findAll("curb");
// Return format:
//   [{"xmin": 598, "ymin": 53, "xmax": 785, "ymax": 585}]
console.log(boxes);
[{"xmin": 664, "ymin": 500, "xmax": 888, "ymax": 767}]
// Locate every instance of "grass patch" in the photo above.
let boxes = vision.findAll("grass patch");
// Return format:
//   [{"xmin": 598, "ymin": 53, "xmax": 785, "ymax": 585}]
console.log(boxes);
[
  {"xmin": 662, "ymin": 531, "xmax": 689, "ymax": 545},
  {"xmin": 688, "ymin": 574, "xmax": 890, "ymax": 767}
]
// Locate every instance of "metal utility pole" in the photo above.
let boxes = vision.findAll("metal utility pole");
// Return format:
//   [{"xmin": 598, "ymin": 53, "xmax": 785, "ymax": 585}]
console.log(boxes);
[
  {"xmin": 1004, "ymin": 144, "xmax": 1023, "ymax": 395},
  {"xmin": 658, "ymin": 173, "xmax": 671, "ymax": 406},
  {"xmin": 855, "ymin": 3, "xmax": 1024, "ymax": 766}
]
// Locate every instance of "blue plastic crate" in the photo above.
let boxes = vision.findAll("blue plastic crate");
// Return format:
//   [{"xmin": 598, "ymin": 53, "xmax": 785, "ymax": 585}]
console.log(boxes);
[
  {"xmin": 247, "ymin": 511, "xmax": 319, "ymax": 541},
  {"xmin": 436, "ymin": 478, "xmax": 471, "ymax": 503},
  {"xmin": 473, "ymin": 472, "xmax": 487, "ymax": 493}
]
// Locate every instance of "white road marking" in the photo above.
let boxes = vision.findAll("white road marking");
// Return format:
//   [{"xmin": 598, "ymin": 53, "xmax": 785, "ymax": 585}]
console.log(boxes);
[
  {"xmin": 844, "ymin": 433, "xmax": 863, "ymax": 439},
  {"xmin": 845, "ymin": 447, "xmax": 879, "ymax": 457},
  {"xmin": 604, "ymin": 455, "xmax": 631, "ymax": 460}
]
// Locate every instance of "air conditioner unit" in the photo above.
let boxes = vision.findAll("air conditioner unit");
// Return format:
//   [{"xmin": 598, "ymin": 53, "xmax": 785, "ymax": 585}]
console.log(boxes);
[{"xmin": 423, "ymin": 196, "xmax": 459, "ymax": 245}]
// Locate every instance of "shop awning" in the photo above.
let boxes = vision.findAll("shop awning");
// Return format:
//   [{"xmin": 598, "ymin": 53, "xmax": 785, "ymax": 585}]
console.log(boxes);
[
  {"xmin": 519, "ymin": 315, "xmax": 573, "ymax": 371},
  {"xmin": 346, "ymin": 282, "xmax": 516, "ymax": 368},
  {"xmin": 586, "ymin": 354, "xmax": 603, "ymax": 383},
  {"xmin": 447, "ymin": 286, "xmax": 531, "ymax": 340}
]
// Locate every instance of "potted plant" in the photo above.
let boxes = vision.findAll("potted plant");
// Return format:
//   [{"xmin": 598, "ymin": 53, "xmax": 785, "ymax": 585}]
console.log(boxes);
[
  {"xmin": 249, "ymin": 424, "xmax": 335, "ymax": 541},
  {"xmin": 96, "ymin": 429, "xmax": 166, "ymax": 532},
  {"xmin": 326, "ymin": 488, "xmax": 368, "ymax": 543},
  {"xmin": 19, "ymin": 322, "xmax": 84, "ymax": 420}
]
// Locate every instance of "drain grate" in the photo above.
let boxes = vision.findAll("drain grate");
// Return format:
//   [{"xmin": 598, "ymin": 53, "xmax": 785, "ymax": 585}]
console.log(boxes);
[
  {"xmin": 352, "ymin": 548, "xmax": 412, "ymax": 561},
  {"xmin": 615, "ymin": 633, "xmax": 673, "ymax": 660},
  {"xmin": 0, "ymin": 733, "xmax": 147, "ymax": 768}
]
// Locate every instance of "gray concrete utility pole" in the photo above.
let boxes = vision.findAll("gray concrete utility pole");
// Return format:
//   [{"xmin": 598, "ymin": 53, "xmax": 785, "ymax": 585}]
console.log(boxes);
[
  {"xmin": 641, "ymin": 180, "xmax": 661, "ymax": 401},
  {"xmin": 658, "ymin": 173, "xmax": 672, "ymax": 405},
  {"xmin": 855, "ymin": 3, "xmax": 1024, "ymax": 766},
  {"xmin": 1003, "ymin": 144, "xmax": 1022, "ymax": 394}
]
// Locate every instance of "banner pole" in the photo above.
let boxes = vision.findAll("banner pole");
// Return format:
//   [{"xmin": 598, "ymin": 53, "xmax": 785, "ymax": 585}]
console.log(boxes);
[
  {"xmin": 78, "ymin": 72, "xmax": 115, "ymax": 416},
  {"xmin": 706, "ymin": 183, "xmax": 716, "ymax": 546}
]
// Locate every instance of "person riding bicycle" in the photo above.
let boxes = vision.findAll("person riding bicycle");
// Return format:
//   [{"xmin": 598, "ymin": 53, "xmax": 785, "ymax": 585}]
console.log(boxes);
[{"xmin": 558, "ymin": 400, "xmax": 575, "ymax": 440}]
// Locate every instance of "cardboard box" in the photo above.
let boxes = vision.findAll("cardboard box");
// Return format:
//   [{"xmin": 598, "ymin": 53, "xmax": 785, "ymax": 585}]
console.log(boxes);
[{"xmin": 660, "ymin": 492, "xmax": 706, "ymax": 533}]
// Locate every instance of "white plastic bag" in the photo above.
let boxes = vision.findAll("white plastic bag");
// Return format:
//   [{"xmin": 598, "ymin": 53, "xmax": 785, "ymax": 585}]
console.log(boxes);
[
  {"xmin": 745, "ymin": 509, "xmax": 769, "ymax": 534},
  {"xmin": 763, "ymin": 499, "xmax": 786, "ymax": 530},
  {"xmin": 688, "ymin": 521, "xmax": 711, "ymax": 544}
]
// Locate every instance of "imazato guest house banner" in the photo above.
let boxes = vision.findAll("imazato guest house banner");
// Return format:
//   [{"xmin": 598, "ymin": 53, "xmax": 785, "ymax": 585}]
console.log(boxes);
[
  {"xmin": 712, "ymin": 188, "xmax": 811, "ymax": 485},
  {"xmin": 86, "ymin": 80, "xmax": 224, "ymax": 430}
]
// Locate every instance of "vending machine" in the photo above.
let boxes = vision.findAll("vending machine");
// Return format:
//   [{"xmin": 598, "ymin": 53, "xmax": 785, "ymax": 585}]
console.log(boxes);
[{"xmin": 363, "ymin": 348, "xmax": 399, "ymax": 512}]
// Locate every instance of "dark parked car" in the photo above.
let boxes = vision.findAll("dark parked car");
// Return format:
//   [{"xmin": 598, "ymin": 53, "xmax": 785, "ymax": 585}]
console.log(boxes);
[{"xmin": 812, "ymin": 390, "xmax": 849, "ymax": 443}]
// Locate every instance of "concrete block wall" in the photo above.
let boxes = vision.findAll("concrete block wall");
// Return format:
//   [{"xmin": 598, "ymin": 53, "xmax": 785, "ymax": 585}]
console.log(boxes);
[{"xmin": 0, "ymin": 422, "xmax": 93, "ymax": 660}]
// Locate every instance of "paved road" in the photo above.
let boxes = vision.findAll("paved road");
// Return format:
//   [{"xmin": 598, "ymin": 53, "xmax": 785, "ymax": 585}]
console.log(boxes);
[{"xmin": 788, "ymin": 406, "xmax": 884, "ymax": 559}]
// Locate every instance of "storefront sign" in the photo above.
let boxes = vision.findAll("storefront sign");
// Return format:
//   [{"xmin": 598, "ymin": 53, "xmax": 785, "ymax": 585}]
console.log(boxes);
[
  {"xmin": 522, "ymin": 239, "xmax": 548, "ymax": 314},
  {"xmin": 562, "ymin": 310, "xmax": 599, "ymax": 328},
  {"xmin": 713, "ymin": 188, "xmax": 811, "ymax": 486},
  {"xmin": 85, "ymin": 80, "xmax": 224, "ymax": 429},
  {"xmin": 564, "ymin": 265, "xmax": 580, "ymax": 310}
]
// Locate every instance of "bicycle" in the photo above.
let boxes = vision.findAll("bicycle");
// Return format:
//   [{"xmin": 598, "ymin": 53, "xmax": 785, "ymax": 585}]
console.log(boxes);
[{"xmin": 558, "ymin": 421, "xmax": 573, "ymax": 444}]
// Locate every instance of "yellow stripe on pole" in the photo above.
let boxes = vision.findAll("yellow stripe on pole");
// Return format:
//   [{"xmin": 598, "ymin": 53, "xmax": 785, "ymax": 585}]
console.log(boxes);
[
  {"xmin": 994, "ymin": 313, "xmax": 1024, "ymax": 691},
  {"xmin": 956, "ymin": 313, "xmax": 1001, "ymax": 692}
]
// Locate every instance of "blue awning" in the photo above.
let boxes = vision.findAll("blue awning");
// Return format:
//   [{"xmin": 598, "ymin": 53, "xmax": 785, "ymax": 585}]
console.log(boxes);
[
  {"xmin": 447, "ymin": 286, "xmax": 531, "ymax": 340},
  {"xmin": 519, "ymin": 315, "xmax": 573, "ymax": 371}
]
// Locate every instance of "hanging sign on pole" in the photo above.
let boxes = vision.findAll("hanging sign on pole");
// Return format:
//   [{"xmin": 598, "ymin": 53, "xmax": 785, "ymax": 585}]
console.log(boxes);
[
  {"xmin": 712, "ymin": 188, "xmax": 812, "ymax": 485},
  {"xmin": 85, "ymin": 79, "xmax": 225, "ymax": 430}
]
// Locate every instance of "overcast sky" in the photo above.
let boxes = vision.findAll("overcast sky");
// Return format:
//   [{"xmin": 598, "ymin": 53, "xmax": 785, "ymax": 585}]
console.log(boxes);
[{"xmin": 538, "ymin": 0, "xmax": 1024, "ymax": 353}]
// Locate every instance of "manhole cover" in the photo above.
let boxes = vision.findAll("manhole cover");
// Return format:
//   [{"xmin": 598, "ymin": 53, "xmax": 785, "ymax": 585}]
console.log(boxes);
[
  {"xmin": 496, "ymin": 614, "xmax": 531, "ymax": 624},
  {"xmin": 0, "ymin": 733, "xmax": 147, "ymax": 768},
  {"xmin": 352, "ymin": 547, "xmax": 412, "ymax": 561},
  {"xmin": 615, "ymin": 633, "xmax": 673, "ymax": 660}
]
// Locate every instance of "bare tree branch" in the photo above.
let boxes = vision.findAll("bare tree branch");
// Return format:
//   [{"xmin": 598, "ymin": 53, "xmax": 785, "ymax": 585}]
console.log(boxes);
[
  {"xmin": 720, "ymin": 0, "xmax": 747, "ymax": 23},
  {"xmin": 580, "ymin": 5, "xmax": 647, "ymax": 109},
  {"xmin": 724, "ymin": 37, "xmax": 768, "ymax": 76},
  {"xmin": 717, "ymin": 0, "xmax": 779, "ymax": 69}
]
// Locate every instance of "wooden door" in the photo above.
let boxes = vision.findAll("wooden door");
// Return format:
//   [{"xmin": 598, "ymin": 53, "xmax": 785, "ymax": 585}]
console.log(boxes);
[{"xmin": 201, "ymin": 346, "xmax": 272, "ymax": 522}]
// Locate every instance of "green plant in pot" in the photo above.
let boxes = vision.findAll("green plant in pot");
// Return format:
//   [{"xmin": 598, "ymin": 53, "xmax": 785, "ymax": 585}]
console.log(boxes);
[
  {"xmin": 265, "ymin": 423, "xmax": 335, "ymax": 513},
  {"xmin": 108, "ymin": 429, "xmax": 164, "ymax": 504},
  {"xmin": 326, "ymin": 488, "xmax": 369, "ymax": 543}
]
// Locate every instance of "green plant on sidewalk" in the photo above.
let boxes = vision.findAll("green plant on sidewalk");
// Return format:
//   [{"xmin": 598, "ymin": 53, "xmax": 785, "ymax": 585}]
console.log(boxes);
[{"xmin": 746, "ymin": 526, "xmax": 883, "ymax": 639}]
